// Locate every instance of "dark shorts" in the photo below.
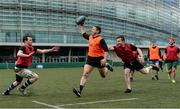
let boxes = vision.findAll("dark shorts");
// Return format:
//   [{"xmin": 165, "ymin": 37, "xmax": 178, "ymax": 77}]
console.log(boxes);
[
  {"xmin": 86, "ymin": 56, "xmax": 105, "ymax": 68},
  {"xmin": 165, "ymin": 61, "xmax": 178, "ymax": 69},
  {"xmin": 16, "ymin": 74, "xmax": 23, "ymax": 82},
  {"xmin": 124, "ymin": 60, "xmax": 144, "ymax": 71}
]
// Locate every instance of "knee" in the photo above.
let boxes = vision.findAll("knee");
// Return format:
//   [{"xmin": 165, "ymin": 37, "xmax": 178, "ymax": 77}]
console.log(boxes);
[
  {"xmin": 124, "ymin": 72, "xmax": 130, "ymax": 77},
  {"xmin": 31, "ymin": 74, "xmax": 39, "ymax": 82},
  {"xmin": 171, "ymin": 68, "xmax": 176, "ymax": 73},
  {"xmin": 17, "ymin": 81, "xmax": 21, "ymax": 85},
  {"xmin": 34, "ymin": 75, "xmax": 39, "ymax": 81},
  {"xmin": 82, "ymin": 73, "xmax": 89, "ymax": 79},
  {"xmin": 14, "ymin": 81, "xmax": 21, "ymax": 86}
]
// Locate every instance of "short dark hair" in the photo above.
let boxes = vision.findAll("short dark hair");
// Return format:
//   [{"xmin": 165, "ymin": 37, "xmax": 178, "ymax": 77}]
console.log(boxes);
[
  {"xmin": 23, "ymin": 34, "xmax": 32, "ymax": 42},
  {"xmin": 94, "ymin": 26, "xmax": 101, "ymax": 34},
  {"xmin": 116, "ymin": 35, "xmax": 125, "ymax": 41}
]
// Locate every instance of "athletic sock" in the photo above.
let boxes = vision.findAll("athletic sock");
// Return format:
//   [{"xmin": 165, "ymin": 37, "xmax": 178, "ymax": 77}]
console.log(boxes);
[
  {"xmin": 7, "ymin": 83, "xmax": 17, "ymax": 92},
  {"xmin": 80, "ymin": 85, "xmax": 84, "ymax": 93},
  {"xmin": 20, "ymin": 79, "xmax": 32, "ymax": 89}
]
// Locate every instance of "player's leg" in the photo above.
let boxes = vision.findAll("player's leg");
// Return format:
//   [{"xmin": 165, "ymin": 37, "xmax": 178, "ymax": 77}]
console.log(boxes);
[
  {"xmin": 123, "ymin": 62, "xmax": 133, "ymax": 93},
  {"xmin": 149, "ymin": 61, "xmax": 155, "ymax": 80},
  {"xmin": 150, "ymin": 67, "xmax": 155, "ymax": 80},
  {"xmin": 73, "ymin": 64, "xmax": 94, "ymax": 97},
  {"xmin": 105, "ymin": 62, "xmax": 114, "ymax": 72},
  {"xmin": 124, "ymin": 68, "xmax": 132, "ymax": 93},
  {"xmin": 139, "ymin": 66, "xmax": 152, "ymax": 74},
  {"xmin": 2, "ymin": 74, "xmax": 23, "ymax": 95},
  {"xmin": 159, "ymin": 60, "xmax": 163, "ymax": 72},
  {"xmin": 166, "ymin": 63, "xmax": 172, "ymax": 79},
  {"xmin": 133, "ymin": 60, "xmax": 151, "ymax": 74},
  {"xmin": 139, "ymin": 63, "xmax": 160, "ymax": 74},
  {"xmin": 98, "ymin": 66, "xmax": 108, "ymax": 78},
  {"xmin": 171, "ymin": 67, "xmax": 176, "ymax": 83},
  {"xmin": 130, "ymin": 69, "xmax": 135, "ymax": 81},
  {"xmin": 150, "ymin": 70, "xmax": 155, "ymax": 80},
  {"xmin": 18, "ymin": 69, "xmax": 39, "ymax": 95},
  {"xmin": 80, "ymin": 64, "xmax": 94, "ymax": 88},
  {"xmin": 171, "ymin": 61, "xmax": 178, "ymax": 83},
  {"xmin": 154, "ymin": 61, "xmax": 160, "ymax": 80}
]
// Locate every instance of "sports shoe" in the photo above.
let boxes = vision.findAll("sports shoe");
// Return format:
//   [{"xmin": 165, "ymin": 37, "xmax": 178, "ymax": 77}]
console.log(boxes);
[
  {"xmin": 2, "ymin": 91, "xmax": 10, "ymax": 95},
  {"xmin": 73, "ymin": 88, "xmax": 81, "ymax": 97},
  {"xmin": 106, "ymin": 63, "xmax": 113, "ymax": 72},
  {"xmin": 18, "ymin": 88, "xmax": 26, "ymax": 96},
  {"xmin": 172, "ymin": 80, "xmax": 176, "ymax": 84},
  {"xmin": 124, "ymin": 89, "xmax": 132, "ymax": 93},
  {"xmin": 155, "ymin": 75, "xmax": 159, "ymax": 80}
]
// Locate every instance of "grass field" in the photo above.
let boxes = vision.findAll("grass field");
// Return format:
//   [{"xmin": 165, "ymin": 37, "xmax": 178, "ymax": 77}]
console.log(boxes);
[{"xmin": 0, "ymin": 67, "xmax": 180, "ymax": 108}]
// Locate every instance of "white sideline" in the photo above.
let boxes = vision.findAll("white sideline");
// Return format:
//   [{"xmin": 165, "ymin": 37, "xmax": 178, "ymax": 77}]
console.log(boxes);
[
  {"xmin": 58, "ymin": 98, "xmax": 138, "ymax": 107},
  {"xmin": 32, "ymin": 100, "xmax": 64, "ymax": 109},
  {"xmin": 33, "ymin": 98, "xmax": 138, "ymax": 108}
]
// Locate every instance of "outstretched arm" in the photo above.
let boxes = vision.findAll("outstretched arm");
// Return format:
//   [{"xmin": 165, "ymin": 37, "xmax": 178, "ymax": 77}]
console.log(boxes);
[
  {"xmin": 17, "ymin": 50, "xmax": 35, "ymax": 58},
  {"xmin": 36, "ymin": 46, "xmax": 59, "ymax": 54},
  {"xmin": 108, "ymin": 46, "xmax": 114, "ymax": 51}
]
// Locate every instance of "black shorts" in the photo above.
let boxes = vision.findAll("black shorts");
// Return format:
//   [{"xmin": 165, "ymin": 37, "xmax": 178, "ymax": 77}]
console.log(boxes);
[
  {"xmin": 124, "ymin": 60, "xmax": 144, "ymax": 71},
  {"xmin": 86, "ymin": 56, "xmax": 105, "ymax": 68},
  {"xmin": 16, "ymin": 74, "xmax": 23, "ymax": 82}
]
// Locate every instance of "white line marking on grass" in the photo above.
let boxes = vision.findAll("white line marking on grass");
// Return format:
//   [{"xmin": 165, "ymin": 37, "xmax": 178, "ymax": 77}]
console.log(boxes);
[
  {"xmin": 58, "ymin": 98, "xmax": 138, "ymax": 107},
  {"xmin": 32, "ymin": 100, "xmax": 64, "ymax": 109}
]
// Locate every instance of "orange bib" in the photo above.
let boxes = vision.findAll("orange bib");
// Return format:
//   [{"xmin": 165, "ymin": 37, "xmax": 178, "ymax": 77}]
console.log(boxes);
[
  {"xmin": 88, "ymin": 35, "xmax": 105, "ymax": 57},
  {"xmin": 149, "ymin": 47, "xmax": 160, "ymax": 60}
]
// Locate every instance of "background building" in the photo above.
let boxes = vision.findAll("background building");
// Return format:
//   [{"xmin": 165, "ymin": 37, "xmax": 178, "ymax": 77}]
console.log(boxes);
[{"xmin": 0, "ymin": 0, "xmax": 179, "ymax": 63}]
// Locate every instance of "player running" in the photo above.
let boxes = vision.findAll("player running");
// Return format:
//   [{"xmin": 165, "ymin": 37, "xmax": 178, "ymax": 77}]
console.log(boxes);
[
  {"xmin": 147, "ymin": 41, "xmax": 162, "ymax": 80},
  {"xmin": 164, "ymin": 37, "xmax": 179, "ymax": 83},
  {"xmin": 73, "ymin": 24, "xmax": 113, "ymax": 97},
  {"xmin": 2, "ymin": 34, "xmax": 59, "ymax": 95},
  {"xmin": 109, "ymin": 35, "xmax": 154, "ymax": 93}
]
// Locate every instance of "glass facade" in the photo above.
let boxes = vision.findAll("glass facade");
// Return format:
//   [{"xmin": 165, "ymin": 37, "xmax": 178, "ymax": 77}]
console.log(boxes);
[{"xmin": 0, "ymin": 0, "xmax": 179, "ymax": 46}]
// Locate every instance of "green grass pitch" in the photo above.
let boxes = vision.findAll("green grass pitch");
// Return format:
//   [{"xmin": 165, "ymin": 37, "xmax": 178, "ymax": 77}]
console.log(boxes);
[{"xmin": 0, "ymin": 67, "xmax": 180, "ymax": 108}]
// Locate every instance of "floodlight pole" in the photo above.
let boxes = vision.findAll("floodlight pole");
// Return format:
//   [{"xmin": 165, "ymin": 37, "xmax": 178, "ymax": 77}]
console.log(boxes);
[
  {"xmin": 20, "ymin": 0, "xmax": 23, "ymax": 42},
  {"xmin": 18, "ymin": 0, "xmax": 23, "ymax": 42}
]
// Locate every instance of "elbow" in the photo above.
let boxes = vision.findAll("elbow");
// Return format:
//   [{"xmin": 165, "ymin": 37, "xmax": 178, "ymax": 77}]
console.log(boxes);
[{"xmin": 17, "ymin": 53, "xmax": 21, "ymax": 57}]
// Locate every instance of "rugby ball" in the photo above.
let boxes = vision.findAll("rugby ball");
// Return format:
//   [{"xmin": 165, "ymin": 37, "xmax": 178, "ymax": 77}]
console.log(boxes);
[{"xmin": 76, "ymin": 16, "xmax": 86, "ymax": 25}]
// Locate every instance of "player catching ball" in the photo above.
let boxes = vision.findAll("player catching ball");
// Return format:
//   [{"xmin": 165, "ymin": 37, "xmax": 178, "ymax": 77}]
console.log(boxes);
[{"xmin": 2, "ymin": 34, "xmax": 59, "ymax": 95}]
